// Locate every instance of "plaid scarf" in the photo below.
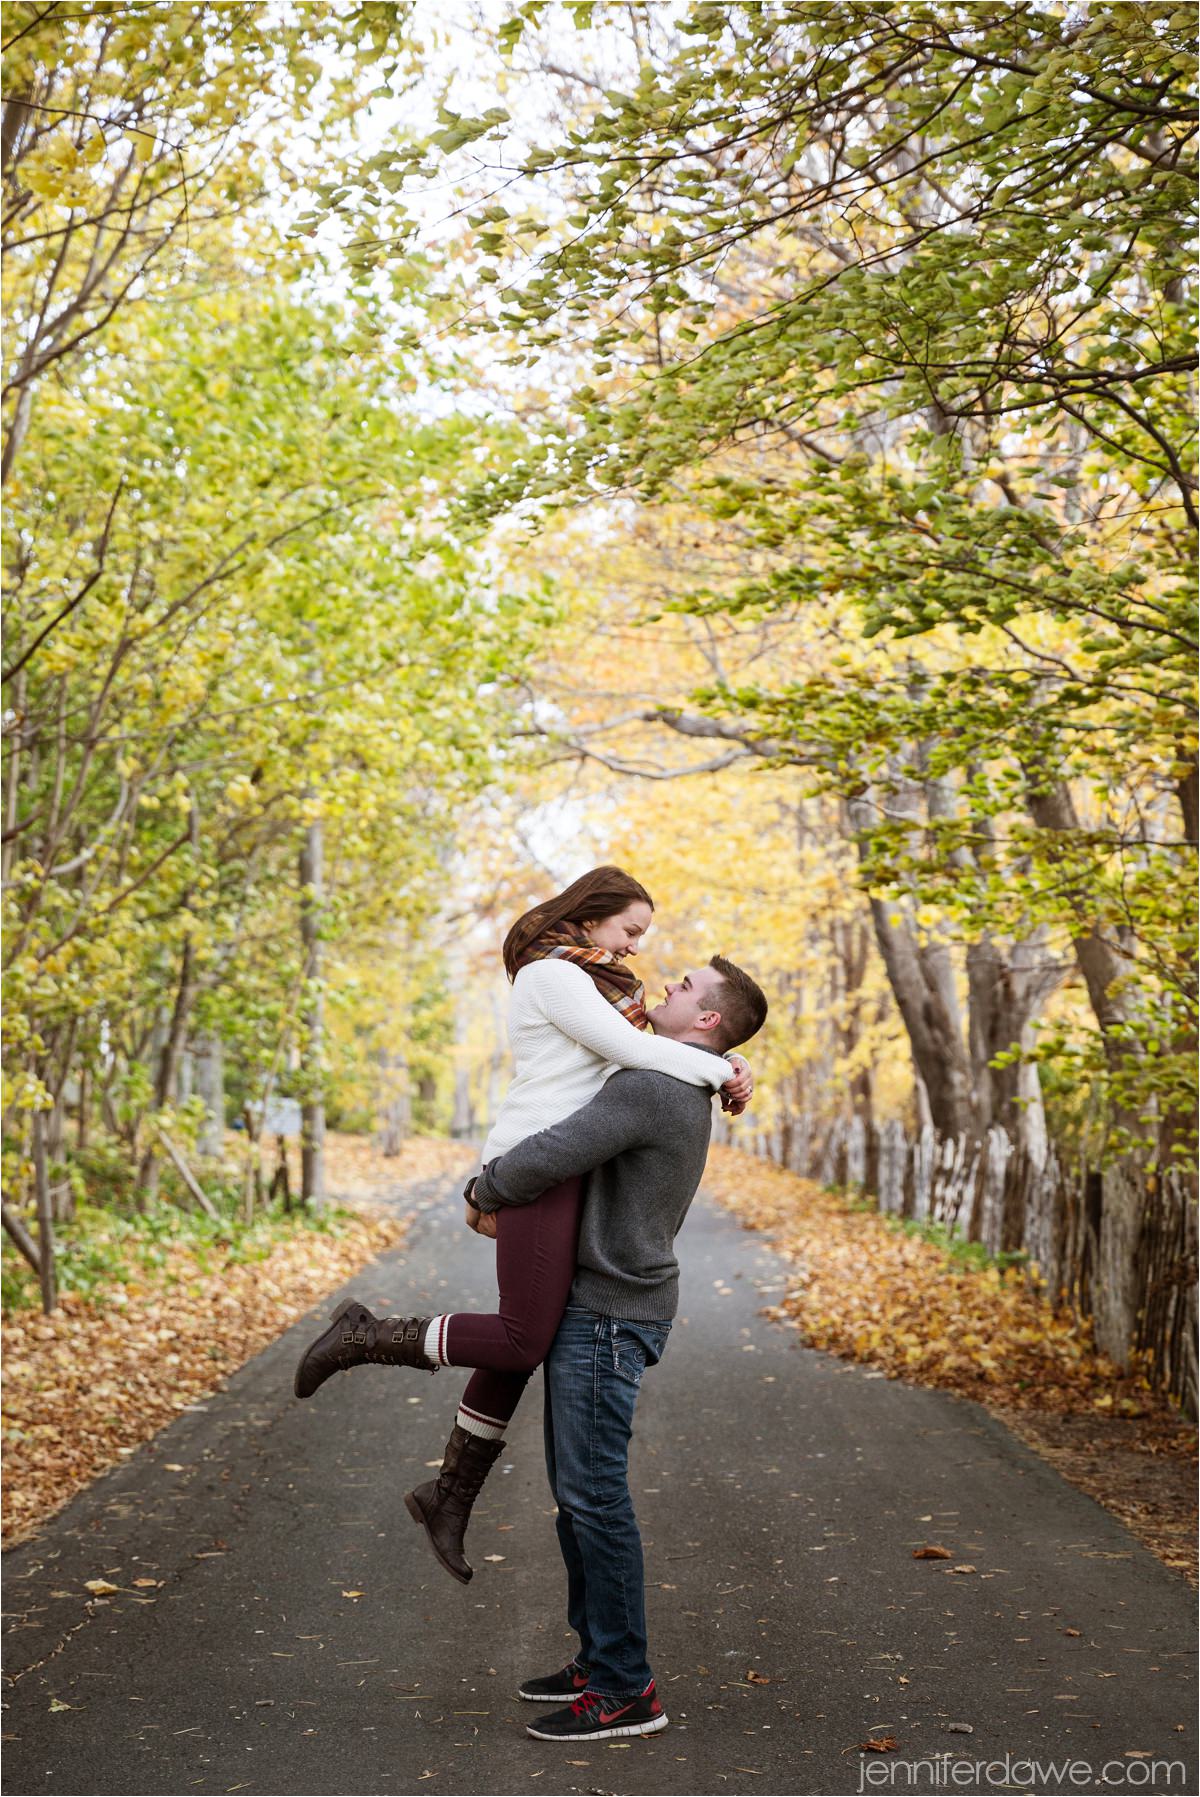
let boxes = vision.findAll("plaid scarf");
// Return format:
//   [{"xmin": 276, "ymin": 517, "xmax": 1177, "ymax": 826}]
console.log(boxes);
[{"xmin": 519, "ymin": 921, "xmax": 650, "ymax": 1031}]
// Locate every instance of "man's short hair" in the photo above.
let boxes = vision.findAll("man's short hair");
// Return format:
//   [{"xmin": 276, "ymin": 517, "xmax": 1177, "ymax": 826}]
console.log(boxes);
[{"xmin": 706, "ymin": 955, "xmax": 768, "ymax": 1052}]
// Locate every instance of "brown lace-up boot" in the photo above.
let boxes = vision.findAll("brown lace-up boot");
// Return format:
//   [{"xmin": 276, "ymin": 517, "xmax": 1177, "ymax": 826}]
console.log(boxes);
[
  {"xmin": 293, "ymin": 1298, "xmax": 435, "ymax": 1399},
  {"xmin": 404, "ymin": 1424, "xmax": 506, "ymax": 1584}
]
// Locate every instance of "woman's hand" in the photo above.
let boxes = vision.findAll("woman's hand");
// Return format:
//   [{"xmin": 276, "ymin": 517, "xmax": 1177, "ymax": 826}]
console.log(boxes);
[
  {"xmin": 720, "ymin": 1053, "xmax": 753, "ymax": 1114},
  {"xmin": 465, "ymin": 1201, "xmax": 497, "ymax": 1239}
]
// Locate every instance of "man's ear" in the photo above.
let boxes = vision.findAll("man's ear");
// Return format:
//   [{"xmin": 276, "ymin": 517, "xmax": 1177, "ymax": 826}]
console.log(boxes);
[{"xmin": 694, "ymin": 1009, "xmax": 722, "ymax": 1036}]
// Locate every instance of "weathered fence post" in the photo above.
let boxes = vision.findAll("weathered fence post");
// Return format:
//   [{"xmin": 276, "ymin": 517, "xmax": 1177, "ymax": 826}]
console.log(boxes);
[
  {"xmin": 743, "ymin": 1105, "xmax": 1196, "ymax": 1413},
  {"xmin": 1093, "ymin": 1160, "xmax": 1146, "ymax": 1369}
]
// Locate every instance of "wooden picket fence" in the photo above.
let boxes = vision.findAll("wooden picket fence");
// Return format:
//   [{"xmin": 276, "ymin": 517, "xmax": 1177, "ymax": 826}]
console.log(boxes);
[{"xmin": 724, "ymin": 1111, "xmax": 1198, "ymax": 1419}]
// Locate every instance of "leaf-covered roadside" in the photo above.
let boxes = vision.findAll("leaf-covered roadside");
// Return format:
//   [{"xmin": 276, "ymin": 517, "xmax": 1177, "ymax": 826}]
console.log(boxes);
[
  {"xmin": 705, "ymin": 1147, "xmax": 1197, "ymax": 1586},
  {"xmin": 1, "ymin": 1206, "xmax": 402, "ymax": 1550},
  {"xmin": 306, "ymin": 1132, "xmax": 477, "ymax": 1202}
]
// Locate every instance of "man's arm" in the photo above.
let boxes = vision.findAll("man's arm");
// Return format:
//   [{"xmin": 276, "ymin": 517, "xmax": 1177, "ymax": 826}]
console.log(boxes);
[{"xmin": 472, "ymin": 1072, "xmax": 658, "ymax": 1211}]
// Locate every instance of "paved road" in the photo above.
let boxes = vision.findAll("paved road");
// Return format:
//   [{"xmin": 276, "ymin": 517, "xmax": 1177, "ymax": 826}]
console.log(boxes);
[{"xmin": 3, "ymin": 1176, "xmax": 1196, "ymax": 1797}]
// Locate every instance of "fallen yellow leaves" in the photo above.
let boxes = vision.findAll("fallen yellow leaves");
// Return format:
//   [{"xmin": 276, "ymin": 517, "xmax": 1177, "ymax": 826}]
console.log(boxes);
[
  {"xmin": 317, "ymin": 1131, "xmax": 476, "ymax": 1203},
  {"xmin": 705, "ymin": 1145, "xmax": 1197, "ymax": 1584},
  {"xmin": 704, "ymin": 1145, "xmax": 1167, "ymax": 1415},
  {"xmin": 1, "ymin": 1206, "xmax": 405, "ymax": 1549}
]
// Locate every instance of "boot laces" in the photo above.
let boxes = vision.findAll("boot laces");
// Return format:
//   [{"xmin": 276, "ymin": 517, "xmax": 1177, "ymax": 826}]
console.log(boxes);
[
  {"xmin": 447, "ymin": 1463, "xmax": 491, "ymax": 1505},
  {"xmin": 569, "ymin": 1689, "xmax": 605, "ymax": 1718}
]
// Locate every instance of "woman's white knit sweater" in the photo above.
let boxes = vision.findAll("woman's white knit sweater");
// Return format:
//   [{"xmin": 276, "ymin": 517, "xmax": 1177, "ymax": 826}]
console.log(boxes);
[{"xmin": 481, "ymin": 959, "xmax": 732, "ymax": 1162}]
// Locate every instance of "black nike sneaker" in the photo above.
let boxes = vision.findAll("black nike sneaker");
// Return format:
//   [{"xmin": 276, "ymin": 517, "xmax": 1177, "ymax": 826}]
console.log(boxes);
[
  {"xmin": 517, "ymin": 1659, "xmax": 592, "ymax": 1703},
  {"xmin": 523, "ymin": 1680, "xmax": 667, "ymax": 1741}
]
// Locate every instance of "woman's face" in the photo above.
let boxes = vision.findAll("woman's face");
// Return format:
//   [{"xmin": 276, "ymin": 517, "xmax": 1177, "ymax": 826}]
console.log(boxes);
[{"xmin": 583, "ymin": 900, "xmax": 653, "ymax": 960}]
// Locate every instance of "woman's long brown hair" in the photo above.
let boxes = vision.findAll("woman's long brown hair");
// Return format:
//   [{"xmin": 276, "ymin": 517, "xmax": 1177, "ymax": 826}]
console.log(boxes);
[{"xmin": 502, "ymin": 866, "xmax": 654, "ymax": 981}]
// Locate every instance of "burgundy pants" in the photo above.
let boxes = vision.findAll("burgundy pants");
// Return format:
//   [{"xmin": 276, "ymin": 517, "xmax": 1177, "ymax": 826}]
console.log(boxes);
[{"xmin": 445, "ymin": 1176, "xmax": 584, "ymax": 1430}]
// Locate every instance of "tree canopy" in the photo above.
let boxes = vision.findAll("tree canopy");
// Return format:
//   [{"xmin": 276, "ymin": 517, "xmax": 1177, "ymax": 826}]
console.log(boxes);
[
  {"xmin": 346, "ymin": 0, "xmax": 1196, "ymax": 1157},
  {"xmin": 2, "ymin": 4, "xmax": 1196, "ymax": 1409}
]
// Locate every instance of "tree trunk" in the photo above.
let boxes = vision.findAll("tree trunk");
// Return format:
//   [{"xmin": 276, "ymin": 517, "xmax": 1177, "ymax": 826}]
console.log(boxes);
[
  {"xmin": 32, "ymin": 1110, "xmax": 57, "ymax": 1314},
  {"xmin": 966, "ymin": 932, "xmax": 1061, "ymax": 1165},
  {"xmin": 1025, "ymin": 777, "xmax": 1132, "ymax": 1040},
  {"xmin": 865, "ymin": 894, "xmax": 975, "ymax": 1137},
  {"xmin": 155, "ymin": 934, "xmax": 195, "ymax": 1109},
  {"xmin": 156, "ymin": 1128, "xmax": 220, "ymax": 1220},
  {"xmin": 299, "ymin": 819, "xmax": 325, "ymax": 1205},
  {"xmin": 136, "ymin": 1005, "xmax": 170, "ymax": 1202},
  {"xmin": 140, "ymin": 801, "xmax": 201, "ymax": 1194},
  {"xmin": 1, "ymin": 94, "xmax": 35, "ymax": 178},
  {"xmin": 1026, "ymin": 778, "xmax": 1158, "ymax": 1369},
  {"xmin": 1177, "ymin": 743, "xmax": 1198, "ymax": 851},
  {"xmin": 242, "ymin": 1102, "xmax": 263, "ymax": 1225},
  {"xmin": 1, "ymin": 670, "xmax": 26, "ymax": 889},
  {"xmin": 833, "ymin": 914, "xmax": 876, "ymax": 1123},
  {"xmin": 376, "ymin": 1048, "xmax": 410, "ymax": 1158},
  {"xmin": 195, "ymin": 1031, "xmax": 225, "ymax": 1157},
  {"xmin": 269, "ymin": 1136, "xmax": 292, "ymax": 1210},
  {"xmin": 847, "ymin": 789, "xmax": 975, "ymax": 1139},
  {"xmin": 2, "ymin": 1197, "xmax": 41, "ymax": 1275},
  {"xmin": 1165, "ymin": 745, "xmax": 1198, "ymax": 1167},
  {"xmin": 77, "ymin": 1062, "xmax": 89, "ymax": 1152}
]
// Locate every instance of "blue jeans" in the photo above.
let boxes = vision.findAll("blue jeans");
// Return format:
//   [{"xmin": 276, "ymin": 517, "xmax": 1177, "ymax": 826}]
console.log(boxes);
[{"xmin": 542, "ymin": 1305, "xmax": 671, "ymax": 1699}]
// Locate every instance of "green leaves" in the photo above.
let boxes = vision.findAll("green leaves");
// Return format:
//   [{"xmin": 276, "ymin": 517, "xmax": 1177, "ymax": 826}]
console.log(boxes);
[
  {"xmin": 1, "ymin": 3, "xmax": 553, "ymax": 1197},
  {"xmin": 393, "ymin": 0, "xmax": 1196, "ymax": 1153},
  {"xmin": 431, "ymin": 103, "xmax": 510, "ymax": 154}
]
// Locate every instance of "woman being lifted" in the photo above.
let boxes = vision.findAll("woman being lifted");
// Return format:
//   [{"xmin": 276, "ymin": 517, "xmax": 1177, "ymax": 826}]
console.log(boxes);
[{"xmin": 293, "ymin": 866, "xmax": 752, "ymax": 1581}]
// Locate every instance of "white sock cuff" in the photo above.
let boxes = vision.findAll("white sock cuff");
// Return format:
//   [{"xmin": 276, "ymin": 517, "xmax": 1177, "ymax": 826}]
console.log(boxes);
[
  {"xmin": 456, "ymin": 1401, "xmax": 506, "ymax": 1442},
  {"xmin": 423, "ymin": 1315, "xmax": 452, "ymax": 1367}
]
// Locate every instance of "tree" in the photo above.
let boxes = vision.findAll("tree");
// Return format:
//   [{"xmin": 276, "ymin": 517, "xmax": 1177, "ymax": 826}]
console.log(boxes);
[
  {"xmin": 367, "ymin": 0, "xmax": 1196, "ymax": 1160},
  {"xmin": 2, "ymin": 0, "xmax": 420, "ymax": 478},
  {"xmin": 3, "ymin": 232, "xmax": 541, "ymax": 1226}
]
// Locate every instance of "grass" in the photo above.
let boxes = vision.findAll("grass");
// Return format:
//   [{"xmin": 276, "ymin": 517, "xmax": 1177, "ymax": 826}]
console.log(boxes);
[
  {"xmin": 840, "ymin": 1190, "xmax": 1032, "ymax": 1277},
  {"xmin": 1, "ymin": 1191, "xmax": 365, "ymax": 1313},
  {"xmin": 2, "ymin": 1127, "xmax": 475, "ymax": 1317}
]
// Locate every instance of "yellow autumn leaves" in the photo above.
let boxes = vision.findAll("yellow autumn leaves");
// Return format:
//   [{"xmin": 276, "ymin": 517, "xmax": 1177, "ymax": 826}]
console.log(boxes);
[{"xmin": 703, "ymin": 1146, "xmax": 1148, "ymax": 1415}]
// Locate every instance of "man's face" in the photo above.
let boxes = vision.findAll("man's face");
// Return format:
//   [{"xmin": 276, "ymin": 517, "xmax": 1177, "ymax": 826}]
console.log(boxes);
[{"xmin": 650, "ymin": 964, "xmax": 725, "ymax": 1042}]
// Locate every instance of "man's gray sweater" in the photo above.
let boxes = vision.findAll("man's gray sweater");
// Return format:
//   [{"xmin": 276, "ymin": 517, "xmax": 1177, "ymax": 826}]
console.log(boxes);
[{"xmin": 471, "ymin": 1067, "xmax": 713, "ymax": 1323}]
